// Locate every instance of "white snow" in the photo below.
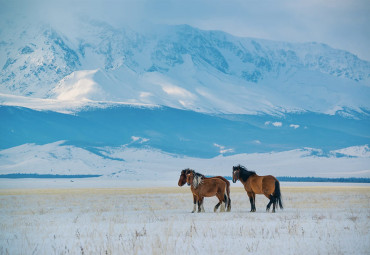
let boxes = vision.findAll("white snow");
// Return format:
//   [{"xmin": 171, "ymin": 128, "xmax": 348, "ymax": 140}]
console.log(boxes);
[
  {"xmin": 52, "ymin": 69, "xmax": 104, "ymax": 101},
  {"xmin": 332, "ymin": 145, "xmax": 370, "ymax": 158},
  {"xmin": 0, "ymin": 93, "xmax": 158, "ymax": 114},
  {"xmin": 0, "ymin": 186, "xmax": 368, "ymax": 254}
]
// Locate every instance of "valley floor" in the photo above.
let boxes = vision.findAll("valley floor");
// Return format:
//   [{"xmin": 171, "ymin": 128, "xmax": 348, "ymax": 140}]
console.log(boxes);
[{"xmin": 0, "ymin": 185, "xmax": 369, "ymax": 254}]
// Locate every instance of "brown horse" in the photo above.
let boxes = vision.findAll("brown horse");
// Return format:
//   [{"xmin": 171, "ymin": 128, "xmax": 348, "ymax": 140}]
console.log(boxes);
[
  {"xmin": 186, "ymin": 169, "xmax": 229, "ymax": 213},
  {"xmin": 232, "ymin": 165, "xmax": 283, "ymax": 213},
  {"xmin": 178, "ymin": 168, "xmax": 231, "ymax": 212}
]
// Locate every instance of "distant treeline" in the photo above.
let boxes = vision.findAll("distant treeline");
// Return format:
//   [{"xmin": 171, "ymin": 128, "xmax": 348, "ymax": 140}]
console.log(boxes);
[
  {"xmin": 0, "ymin": 173, "xmax": 102, "ymax": 179},
  {"xmin": 1, "ymin": 174, "xmax": 369, "ymax": 183},
  {"xmin": 277, "ymin": 176, "xmax": 370, "ymax": 183},
  {"xmin": 223, "ymin": 176, "xmax": 370, "ymax": 183}
]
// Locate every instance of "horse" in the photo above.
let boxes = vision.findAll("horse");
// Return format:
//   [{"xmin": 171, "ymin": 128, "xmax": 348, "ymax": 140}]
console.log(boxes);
[
  {"xmin": 232, "ymin": 165, "xmax": 283, "ymax": 213},
  {"xmin": 186, "ymin": 169, "xmax": 229, "ymax": 213},
  {"xmin": 178, "ymin": 168, "xmax": 231, "ymax": 212}
]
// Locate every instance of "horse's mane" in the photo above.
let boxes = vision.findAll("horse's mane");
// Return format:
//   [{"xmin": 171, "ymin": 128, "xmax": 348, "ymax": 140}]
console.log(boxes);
[
  {"xmin": 183, "ymin": 168, "xmax": 205, "ymax": 177},
  {"xmin": 235, "ymin": 165, "xmax": 256, "ymax": 182},
  {"xmin": 186, "ymin": 169, "xmax": 205, "ymax": 188}
]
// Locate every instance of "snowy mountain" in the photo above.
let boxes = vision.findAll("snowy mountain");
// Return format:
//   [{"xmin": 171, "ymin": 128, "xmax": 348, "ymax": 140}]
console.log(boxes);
[
  {"xmin": 1, "ymin": 18, "xmax": 370, "ymax": 114},
  {"xmin": 1, "ymin": 17, "xmax": 370, "ymax": 179}
]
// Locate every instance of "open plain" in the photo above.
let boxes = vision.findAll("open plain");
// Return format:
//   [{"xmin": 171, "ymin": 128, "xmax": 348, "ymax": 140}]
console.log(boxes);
[{"xmin": 0, "ymin": 185, "xmax": 369, "ymax": 254}]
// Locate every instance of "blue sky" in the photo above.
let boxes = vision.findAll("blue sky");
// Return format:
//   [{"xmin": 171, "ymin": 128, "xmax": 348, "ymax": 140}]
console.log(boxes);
[{"xmin": 1, "ymin": 0, "xmax": 369, "ymax": 60}]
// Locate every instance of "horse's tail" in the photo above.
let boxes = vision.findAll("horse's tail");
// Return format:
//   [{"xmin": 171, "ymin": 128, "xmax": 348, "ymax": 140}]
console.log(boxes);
[
  {"xmin": 274, "ymin": 180, "xmax": 283, "ymax": 210},
  {"xmin": 225, "ymin": 180, "xmax": 231, "ymax": 212},
  {"xmin": 216, "ymin": 176, "xmax": 231, "ymax": 211}
]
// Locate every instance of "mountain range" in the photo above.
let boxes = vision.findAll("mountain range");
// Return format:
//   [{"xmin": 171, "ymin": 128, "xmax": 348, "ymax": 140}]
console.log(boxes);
[
  {"xmin": 1, "ymin": 17, "xmax": 369, "ymax": 114},
  {"xmin": 1, "ymin": 17, "xmax": 369, "ymax": 178}
]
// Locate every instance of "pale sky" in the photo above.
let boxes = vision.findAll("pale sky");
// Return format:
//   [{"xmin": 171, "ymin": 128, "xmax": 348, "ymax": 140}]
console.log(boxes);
[{"xmin": 1, "ymin": 0, "xmax": 370, "ymax": 60}]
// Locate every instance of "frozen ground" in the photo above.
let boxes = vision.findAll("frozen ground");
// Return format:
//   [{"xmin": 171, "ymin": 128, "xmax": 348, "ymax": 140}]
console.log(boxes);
[{"xmin": 0, "ymin": 185, "xmax": 369, "ymax": 254}]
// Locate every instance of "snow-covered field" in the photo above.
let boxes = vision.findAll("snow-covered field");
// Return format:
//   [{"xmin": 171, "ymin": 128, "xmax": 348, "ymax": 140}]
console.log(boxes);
[{"xmin": 0, "ymin": 185, "xmax": 369, "ymax": 254}]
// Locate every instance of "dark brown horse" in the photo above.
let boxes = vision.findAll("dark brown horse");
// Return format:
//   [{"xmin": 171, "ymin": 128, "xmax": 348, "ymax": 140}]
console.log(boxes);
[
  {"xmin": 186, "ymin": 170, "xmax": 229, "ymax": 213},
  {"xmin": 232, "ymin": 165, "xmax": 283, "ymax": 213},
  {"xmin": 178, "ymin": 168, "xmax": 231, "ymax": 212}
]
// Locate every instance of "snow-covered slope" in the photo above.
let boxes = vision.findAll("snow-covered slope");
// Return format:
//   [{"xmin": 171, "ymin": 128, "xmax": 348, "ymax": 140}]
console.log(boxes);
[
  {"xmin": 2, "ymin": 105, "xmax": 369, "ymax": 157},
  {"xmin": 1, "ymin": 141, "xmax": 369, "ymax": 178},
  {"xmin": 1, "ymin": 18, "xmax": 369, "ymax": 114}
]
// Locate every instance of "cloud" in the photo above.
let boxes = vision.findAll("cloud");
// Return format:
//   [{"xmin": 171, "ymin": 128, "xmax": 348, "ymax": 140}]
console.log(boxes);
[
  {"xmin": 265, "ymin": 121, "xmax": 283, "ymax": 127},
  {"xmin": 213, "ymin": 143, "xmax": 234, "ymax": 154},
  {"xmin": 290, "ymin": 124, "xmax": 300, "ymax": 129},
  {"xmin": 131, "ymin": 136, "xmax": 149, "ymax": 144}
]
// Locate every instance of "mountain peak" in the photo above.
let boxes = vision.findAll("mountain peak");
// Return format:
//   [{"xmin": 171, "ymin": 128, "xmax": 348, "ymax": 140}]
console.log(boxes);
[{"xmin": 1, "ymin": 18, "xmax": 369, "ymax": 114}]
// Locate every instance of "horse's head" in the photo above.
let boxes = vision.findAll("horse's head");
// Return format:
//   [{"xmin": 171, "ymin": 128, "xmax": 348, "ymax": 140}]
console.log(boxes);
[
  {"xmin": 178, "ymin": 169, "xmax": 188, "ymax": 186},
  {"xmin": 232, "ymin": 165, "xmax": 241, "ymax": 183},
  {"xmin": 186, "ymin": 170, "xmax": 195, "ymax": 186}
]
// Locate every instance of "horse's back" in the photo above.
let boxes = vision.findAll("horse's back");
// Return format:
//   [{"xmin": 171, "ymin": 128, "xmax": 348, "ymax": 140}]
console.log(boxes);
[
  {"xmin": 263, "ymin": 175, "xmax": 278, "ymax": 182},
  {"xmin": 248, "ymin": 175, "xmax": 276, "ymax": 194},
  {"xmin": 201, "ymin": 178, "xmax": 226, "ymax": 196},
  {"xmin": 213, "ymin": 176, "xmax": 230, "ymax": 185},
  {"xmin": 261, "ymin": 175, "xmax": 278, "ymax": 193}
]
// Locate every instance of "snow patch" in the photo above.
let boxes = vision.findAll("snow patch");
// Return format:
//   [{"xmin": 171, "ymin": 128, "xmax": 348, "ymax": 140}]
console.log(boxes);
[
  {"xmin": 332, "ymin": 145, "xmax": 370, "ymax": 158},
  {"xmin": 52, "ymin": 69, "xmax": 104, "ymax": 101}
]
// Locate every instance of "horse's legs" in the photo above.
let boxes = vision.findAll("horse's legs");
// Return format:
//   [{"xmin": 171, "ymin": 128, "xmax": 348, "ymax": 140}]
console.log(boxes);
[
  {"xmin": 222, "ymin": 193, "xmax": 228, "ymax": 212},
  {"xmin": 214, "ymin": 202, "xmax": 221, "ymax": 212},
  {"xmin": 198, "ymin": 197, "xmax": 205, "ymax": 213},
  {"xmin": 220, "ymin": 197, "xmax": 226, "ymax": 212},
  {"xmin": 214, "ymin": 193, "xmax": 225, "ymax": 212},
  {"xmin": 247, "ymin": 192, "xmax": 256, "ymax": 212},
  {"xmin": 272, "ymin": 195, "xmax": 277, "ymax": 213},
  {"xmin": 192, "ymin": 194, "xmax": 197, "ymax": 213},
  {"xmin": 201, "ymin": 198, "xmax": 205, "ymax": 212},
  {"xmin": 226, "ymin": 195, "xmax": 231, "ymax": 212},
  {"xmin": 266, "ymin": 194, "xmax": 273, "ymax": 212},
  {"xmin": 252, "ymin": 193, "xmax": 256, "ymax": 212}
]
